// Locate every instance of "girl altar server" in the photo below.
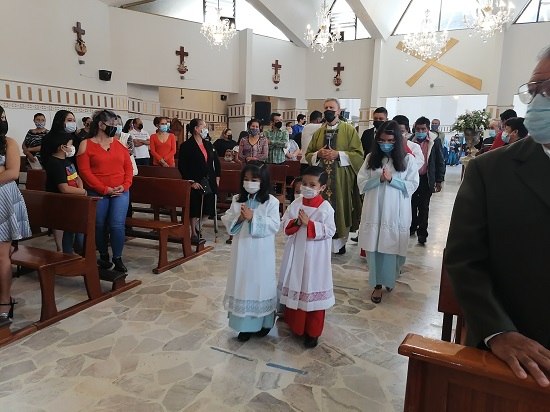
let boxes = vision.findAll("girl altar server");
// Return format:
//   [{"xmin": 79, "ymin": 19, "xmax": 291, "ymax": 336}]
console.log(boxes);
[
  {"xmin": 221, "ymin": 161, "xmax": 281, "ymax": 342},
  {"xmin": 278, "ymin": 166, "xmax": 336, "ymax": 348}
]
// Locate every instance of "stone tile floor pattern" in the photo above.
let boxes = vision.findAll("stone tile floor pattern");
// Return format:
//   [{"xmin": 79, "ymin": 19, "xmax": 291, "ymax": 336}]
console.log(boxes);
[{"xmin": 0, "ymin": 166, "xmax": 462, "ymax": 411}]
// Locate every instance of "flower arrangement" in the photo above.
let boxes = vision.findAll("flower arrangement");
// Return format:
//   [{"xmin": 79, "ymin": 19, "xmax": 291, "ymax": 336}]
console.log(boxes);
[{"xmin": 451, "ymin": 109, "xmax": 491, "ymax": 133}]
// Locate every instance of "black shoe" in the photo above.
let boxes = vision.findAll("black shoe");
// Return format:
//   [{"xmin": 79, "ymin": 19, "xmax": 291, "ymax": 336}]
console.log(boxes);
[
  {"xmin": 336, "ymin": 245, "xmax": 346, "ymax": 255},
  {"xmin": 350, "ymin": 236, "xmax": 358, "ymax": 242},
  {"xmin": 237, "ymin": 332, "xmax": 251, "ymax": 342},
  {"xmin": 410, "ymin": 229, "xmax": 416, "ymax": 237},
  {"xmin": 256, "ymin": 328, "xmax": 271, "ymax": 337},
  {"xmin": 97, "ymin": 254, "xmax": 114, "ymax": 270},
  {"xmin": 371, "ymin": 289, "xmax": 382, "ymax": 304},
  {"xmin": 304, "ymin": 334, "xmax": 318, "ymax": 348},
  {"xmin": 112, "ymin": 257, "xmax": 127, "ymax": 273},
  {"xmin": 418, "ymin": 237, "xmax": 426, "ymax": 245}
]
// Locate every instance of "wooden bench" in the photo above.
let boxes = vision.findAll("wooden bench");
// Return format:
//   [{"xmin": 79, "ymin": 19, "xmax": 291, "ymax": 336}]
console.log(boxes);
[
  {"xmin": 135, "ymin": 166, "xmax": 183, "ymax": 220},
  {"xmin": 1, "ymin": 190, "xmax": 141, "ymax": 347},
  {"xmin": 399, "ymin": 334, "xmax": 550, "ymax": 411},
  {"xmin": 126, "ymin": 176, "xmax": 213, "ymax": 273},
  {"xmin": 25, "ymin": 169, "xmax": 46, "ymax": 191},
  {"xmin": 284, "ymin": 160, "xmax": 301, "ymax": 179},
  {"xmin": 438, "ymin": 250, "xmax": 465, "ymax": 344}
]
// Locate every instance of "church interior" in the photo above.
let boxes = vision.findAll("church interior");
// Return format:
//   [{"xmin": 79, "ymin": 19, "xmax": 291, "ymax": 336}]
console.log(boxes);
[{"xmin": 1, "ymin": 0, "xmax": 550, "ymax": 410}]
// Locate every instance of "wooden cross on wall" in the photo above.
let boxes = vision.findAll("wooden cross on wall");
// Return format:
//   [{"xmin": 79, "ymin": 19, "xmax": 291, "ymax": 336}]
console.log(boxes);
[
  {"xmin": 333, "ymin": 62, "xmax": 344, "ymax": 86},
  {"xmin": 272, "ymin": 59, "xmax": 282, "ymax": 84},
  {"xmin": 72, "ymin": 21, "xmax": 87, "ymax": 57},
  {"xmin": 176, "ymin": 47, "xmax": 188, "ymax": 74}
]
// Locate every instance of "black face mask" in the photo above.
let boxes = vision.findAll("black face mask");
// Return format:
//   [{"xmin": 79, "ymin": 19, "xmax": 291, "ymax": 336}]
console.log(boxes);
[
  {"xmin": 104, "ymin": 125, "xmax": 118, "ymax": 138},
  {"xmin": 227, "ymin": 134, "xmax": 233, "ymax": 140},
  {"xmin": 137, "ymin": 124, "xmax": 144, "ymax": 130},
  {"xmin": 0, "ymin": 120, "xmax": 8, "ymax": 137},
  {"xmin": 373, "ymin": 120, "xmax": 384, "ymax": 129},
  {"xmin": 324, "ymin": 110, "xmax": 337, "ymax": 123},
  {"xmin": 274, "ymin": 121, "xmax": 283, "ymax": 129}
]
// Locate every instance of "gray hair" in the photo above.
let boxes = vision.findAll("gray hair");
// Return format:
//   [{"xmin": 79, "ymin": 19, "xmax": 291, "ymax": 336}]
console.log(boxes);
[
  {"xmin": 324, "ymin": 98, "xmax": 340, "ymax": 109},
  {"xmin": 538, "ymin": 45, "xmax": 550, "ymax": 60}
]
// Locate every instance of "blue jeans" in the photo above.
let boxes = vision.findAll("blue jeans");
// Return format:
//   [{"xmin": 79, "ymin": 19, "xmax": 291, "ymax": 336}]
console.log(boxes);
[
  {"xmin": 88, "ymin": 190, "xmax": 130, "ymax": 259},
  {"xmin": 62, "ymin": 232, "xmax": 84, "ymax": 254}
]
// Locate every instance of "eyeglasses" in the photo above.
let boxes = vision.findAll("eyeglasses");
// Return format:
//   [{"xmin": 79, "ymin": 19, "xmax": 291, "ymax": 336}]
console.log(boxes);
[{"xmin": 518, "ymin": 78, "xmax": 550, "ymax": 104}]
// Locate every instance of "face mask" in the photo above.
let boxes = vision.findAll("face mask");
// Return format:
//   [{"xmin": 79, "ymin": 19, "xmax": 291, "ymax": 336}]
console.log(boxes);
[
  {"xmin": 137, "ymin": 124, "xmax": 144, "ymax": 130},
  {"xmin": 0, "ymin": 120, "xmax": 8, "ymax": 136},
  {"xmin": 457, "ymin": 133, "xmax": 464, "ymax": 138},
  {"xmin": 64, "ymin": 122, "xmax": 77, "ymax": 133},
  {"xmin": 431, "ymin": 125, "xmax": 439, "ymax": 131},
  {"xmin": 226, "ymin": 134, "xmax": 233, "ymax": 140},
  {"xmin": 379, "ymin": 142, "xmax": 394, "ymax": 153},
  {"xmin": 324, "ymin": 110, "xmax": 337, "ymax": 123},
  {"xmin": 373, "ymin": 121, "xmax": 384, "ymax": 129},
  {"xmin": 160, "ymin": 125, "xmax": 169, "ymax": 133},
  {"xmin": 249, "ymin": 128, "xmax": 260, "ymax": 136},
  {"xmin": 501, "ymin": 132, "xmax": 510, "ymax": 143},
  {"xmin": 415, "ymin": 132, "xmax": 427, "ymax": 140},
  {"xmin": 274, "ymin": 121, "xmax": 283, "ymax": 129},
  {"xmin": 104, "ymin": 124, "xmax": 118, "ymax": 138},
  {"xmin": 35, "ymin": 121, "xmax": 46, "ymax": 129},
  {"xmin": 300, "ymin": 186, "xmax": 319, "ymax": 199},
  {"xmin": 116, "ymin": 125, "xmax": 123, "ymax": 135},
  {"xmin": 243, "ymin": 181, "xmax": 261, "ymax": 194},
  {"xmin": 64, "ymin": 145, "xmax": 76, "ymax": 158},
  {"xmin": 488, "ymin": 130, "xmax": 496, "ymax": 138},
  {"xmin": 200, "ymin": 128, "xmax": 209, "ymax": 138},
  {"xmin": 224, "ymin": 156, "xmax": 233, "ymax": 162},
  {"xmin": 524, "ymin": 94, "xmax": 550, "ymax": 144}
]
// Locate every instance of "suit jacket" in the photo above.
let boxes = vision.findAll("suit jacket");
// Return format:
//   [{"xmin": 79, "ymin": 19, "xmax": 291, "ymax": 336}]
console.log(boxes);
[
  {"xmin": 178, "ymin": 137, "xmax": 221, "ymax": 194},
  {"xmin": 360, "ymin": 127, "xmax": 375, "ymax": 159},
  {"xmin": 411, "ymin": 134, "xmax": 446, "ymax": 190},
  {"xmin": 445, "ymin": 137, "xmax": 550, "ymax": 349}
]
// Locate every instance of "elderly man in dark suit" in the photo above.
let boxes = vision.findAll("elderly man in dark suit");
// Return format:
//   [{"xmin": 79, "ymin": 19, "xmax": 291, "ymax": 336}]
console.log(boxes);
[{"xmin": 446, "ymin": 45, "xmax": 550, "ymax": 388}]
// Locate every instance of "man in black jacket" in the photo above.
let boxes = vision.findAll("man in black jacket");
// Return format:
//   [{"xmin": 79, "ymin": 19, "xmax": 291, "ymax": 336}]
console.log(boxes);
[
  {"xmin": 409, "ymin": 116, "xmax": 445, "ymax": 245},
  {"xmin": 360, "ymin": 107, "xmax": 388, "ymax": 158}
]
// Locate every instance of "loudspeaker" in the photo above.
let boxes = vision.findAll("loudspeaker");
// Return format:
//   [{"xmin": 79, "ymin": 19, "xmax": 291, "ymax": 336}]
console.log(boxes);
[
  {"xmin": 254, "ymin": 101, "xmax": 271, "ymax": 126},
  {"xmin": 98, "ymin": 70, "xmax": 112, "ymax": 81},
  {"xmin": 220, "ymin": 94, "xmax": 227, "ymax": 101}
]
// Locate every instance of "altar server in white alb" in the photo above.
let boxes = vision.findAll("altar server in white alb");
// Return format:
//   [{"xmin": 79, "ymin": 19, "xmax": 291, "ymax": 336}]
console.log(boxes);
[
  {"xmin": 221, "ymin": 161, "xmax": 281, "ymax": 342},
  {"xmin": 357, "ymin": 120, "xmax": 419, "ymax": 304},
  {"xmin": 278, "ymin": 166, "xmax": 336, "ymax": 348}
]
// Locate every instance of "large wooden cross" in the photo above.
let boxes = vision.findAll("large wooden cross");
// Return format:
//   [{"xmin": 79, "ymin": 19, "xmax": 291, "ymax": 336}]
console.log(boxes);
[
  {"xmin": 176, "ymin": 47, "xmax": 188, "ymax": 64},
  {"xmin": 272, "ymin": 60, "xmax": 282, "ymax": 75},
  {"xmin": 333, "ymin": 62, "xmax": 345, "ymax": 76},
  {"xmin": 396, "ymin": 38, "xmax": 482, "ymax": 91},
  {"xmin": 73, "ymin": 22, "xmax": 85, "ymax": 42}
]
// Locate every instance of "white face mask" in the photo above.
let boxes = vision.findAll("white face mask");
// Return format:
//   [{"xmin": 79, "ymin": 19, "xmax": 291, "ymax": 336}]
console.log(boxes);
[
  {"xmin": 300, "ymin": 186, "xmax": 319, "ymax": 199},
  {"xmin": 64, "ymin": 145, "xmax": 76, "ymax": 158},
  {"xmin": 64, "ymin": 122, "xmax": 77, "ymax": 133},
  {"xmin": 524, "ymin": 94, "xmax": 550, "ymax": 144},
  {"xmin": 243, "ymin": 181, "xmax": 261, "ymax": 194}
]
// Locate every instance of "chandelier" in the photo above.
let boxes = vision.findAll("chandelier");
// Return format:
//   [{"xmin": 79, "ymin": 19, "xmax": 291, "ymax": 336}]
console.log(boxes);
[
  {"xmin": 466, "ymin": 0, "xmax": 512, "ymax": 41},
  {"xmin": 305, "ymin": 0, "xmax": 340, "ymax": 59},
  {"xmin": 200, "ymin": 0, "xmax": 237, "ymax": 49},
  {"xmin": 402, "ymin": 9, "xmax": 448, "ymax": 60}
]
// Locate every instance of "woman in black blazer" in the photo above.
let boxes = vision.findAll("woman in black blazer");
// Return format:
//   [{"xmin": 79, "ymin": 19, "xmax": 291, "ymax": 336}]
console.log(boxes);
[{"xmin": 178, "ymin": 118, "xmax": 221, "ymax": 240}]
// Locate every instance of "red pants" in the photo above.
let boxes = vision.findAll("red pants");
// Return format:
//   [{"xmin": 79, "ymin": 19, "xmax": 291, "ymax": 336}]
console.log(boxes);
[{"xmin": 284, "ymin": 307, "xmax": 325, "ymax": 338}]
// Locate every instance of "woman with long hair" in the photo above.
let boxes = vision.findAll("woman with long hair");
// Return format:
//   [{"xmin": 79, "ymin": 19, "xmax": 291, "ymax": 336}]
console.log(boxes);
[
  {"xmin": 357, "ymin": 120, "xmax": 420, "ymax": 303},
  {"xmin": 77, "ymin": 110, "xmax": 133, "ymax": 272},
  {"xmin": 41, "ymin": 110, "xmax": 77, "ymax": 167},
  {"xmin": 0, "ymin": 106, "xmax": 31, "ymax": 324}
]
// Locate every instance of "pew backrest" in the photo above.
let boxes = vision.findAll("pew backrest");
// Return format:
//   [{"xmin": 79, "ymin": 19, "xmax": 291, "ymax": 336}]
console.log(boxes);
[
  {"xmin": 130, "ymin": 176, "xmax": 191, "ymax": 209},
  {"xmin": 137, "ymin": 165, "xmax": 182, "ymax": 180},
  {"xmin": 25, "ymin": 169, "xmax": 47, "ymax": 191}
]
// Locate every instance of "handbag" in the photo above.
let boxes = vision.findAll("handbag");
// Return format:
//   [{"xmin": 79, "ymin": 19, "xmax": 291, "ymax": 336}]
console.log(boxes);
[{"xmin": 199, "ymin": 177, "xmax": 212, "ymax": 195}]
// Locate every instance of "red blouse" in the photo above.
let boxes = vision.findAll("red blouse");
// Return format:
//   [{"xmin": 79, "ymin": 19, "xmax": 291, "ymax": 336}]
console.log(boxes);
[
  {"xmin": 150, "ymin": 133, "xmax": 176, "ymax": 166},
  {"xmin": 77, "ymin": 139, "xmax": 133, "ymax": 195}
]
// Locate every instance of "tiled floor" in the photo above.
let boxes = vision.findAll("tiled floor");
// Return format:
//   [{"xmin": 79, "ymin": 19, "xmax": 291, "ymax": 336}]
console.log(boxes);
[{"xmin": 0, "ymin": 166, "xmax": 462, "ymax": 411}]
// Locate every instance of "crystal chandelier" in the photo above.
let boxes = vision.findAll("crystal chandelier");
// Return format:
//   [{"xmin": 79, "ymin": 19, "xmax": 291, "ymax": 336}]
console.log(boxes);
[
  {"xmin": 305, "ymin": 0, "xmax": 340, "ymax": 59},
  {"xmin": 466, "ymin": 0, "xmax": 512, "ymax": 41},
  {"xmin": 200, "ymin": 0, "xmax": 237, "ymax": 49},
  {"xmin": 402, "ymin": 10, "xmax": 448, "ymax": 60}
]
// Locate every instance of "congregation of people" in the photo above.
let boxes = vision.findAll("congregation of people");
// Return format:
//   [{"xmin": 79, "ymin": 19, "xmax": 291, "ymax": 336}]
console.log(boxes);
[{"xmin": 1, "ymin": 44, "xmax": 550, "ymax": 384}]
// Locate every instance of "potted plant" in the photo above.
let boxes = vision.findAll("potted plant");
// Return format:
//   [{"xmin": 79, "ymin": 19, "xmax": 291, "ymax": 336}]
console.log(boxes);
[{"xmin": 451, "ymin": 109, "xmax": 491, "ymax": 170}]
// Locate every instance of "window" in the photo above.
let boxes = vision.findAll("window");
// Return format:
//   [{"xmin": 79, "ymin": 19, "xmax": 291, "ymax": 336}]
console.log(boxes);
[
  {"xmin": 330, "ymin": 0, "xmax": 370, "ymax": 40},
  {"xmin": 516, "ymin": 0, "xmax": 550, "ymax": 23},
  {"xmin": 235, "ymin": 0, "xmax": 289, "ymax": 41}
]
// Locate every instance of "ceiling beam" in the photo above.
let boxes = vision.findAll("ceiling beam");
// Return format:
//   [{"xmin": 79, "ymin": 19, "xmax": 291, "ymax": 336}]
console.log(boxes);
[{"xmin": 346, "ymin": 0, "xmax": 411, "ymax": 40}]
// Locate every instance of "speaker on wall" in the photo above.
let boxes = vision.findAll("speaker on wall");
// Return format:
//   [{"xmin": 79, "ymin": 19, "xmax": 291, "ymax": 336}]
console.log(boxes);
[
  {"xmin": 220, "ymin": 94, "xmax": 227, "ymax": 101},
  {"xmin": 99, "ymin": 70, "xmax": 112, "ymax": 81},
  {"xmin": 254, "ymin": 101, "xmax": 271, "ymax": 126}
]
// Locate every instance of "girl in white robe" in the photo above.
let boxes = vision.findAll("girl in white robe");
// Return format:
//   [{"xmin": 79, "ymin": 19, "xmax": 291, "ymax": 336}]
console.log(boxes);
[
  {"xmin": 279, "ymin": 166, "xmax": 336, "ymax": 348},
  {"xmin": 357, "ymin": 121, "xmax": 419, "ymax": 304},
  {"xmin": 221, "ymin": 161, "xmax": 281, "ymax": 342}
]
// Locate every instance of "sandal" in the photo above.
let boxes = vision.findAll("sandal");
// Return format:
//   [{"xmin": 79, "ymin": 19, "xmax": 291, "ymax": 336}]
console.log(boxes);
[
  {"xmin": 0, "ymin": 298, "xmax": 17, "ymax": 319},
  {"xmin": 370, "ymin": 290, "xmax": 382, "ymax": 304},
  {"xmin": 386, "ymin": 287, "xmax": 393, "ymax": 292}
]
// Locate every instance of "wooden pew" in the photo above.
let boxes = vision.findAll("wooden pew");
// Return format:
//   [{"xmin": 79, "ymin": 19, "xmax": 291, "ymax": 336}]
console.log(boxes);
[
  {"xmin": 438, "ymin": 251, "xmax": 465, "ymax": 344},
  {"xmin": 25, "ymin": 169, "xmax": 46, "ymax": 191},
  {"xmin": 2, "ymin": 190, "xmax": 141, "ymax": 347},
  {"xmin": 135, "ymin": 166, "xmax": 182, "ymax": 220},
  {"xmin": 217, "ymin": 169, "xmax": 241, "ymax": 211},
  {"xmin": 399, "ymin": 334, "xmax": 550, "ymax": 411},
  {"xmin": 126, "ymin": 176, "xmax": 213, "ymax": 273},
  {"xmin": 220, "ymin": 161, "xmax": 243, "ymax": 171},
  {"xmin": 284, "ymin": 160, "xmax": 301, "ymax": 179}
]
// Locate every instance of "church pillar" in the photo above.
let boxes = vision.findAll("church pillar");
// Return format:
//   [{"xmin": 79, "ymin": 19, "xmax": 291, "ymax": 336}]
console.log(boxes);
[
  {"xmin": 485, "ymin": 32, "xmax": 509, "ymax": 121},
  {"xmin": 358, "ymin": 39, "xmax": 382, "ymax": 136}
]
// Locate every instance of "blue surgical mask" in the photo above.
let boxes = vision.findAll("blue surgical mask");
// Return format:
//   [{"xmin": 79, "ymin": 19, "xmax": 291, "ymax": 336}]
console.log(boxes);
[
  {"xmin": 457, "ymin": 133, "xmax": 464, "ymax": 138},
  {"xmin": 116, "ymin": 125, "xmax": 123, "ymax": 135},
  {"xmin": 379, "ymin": 142, "xmax": 394, "ymax": 153},
  {"xmin": 415, "ymin": 132, "xmax": 427, "ymax": 140},
  {"xmin": 431, "ymin": 125, "xmax": 439, "ymax": 131},
  {"xmin": 501, "ymin": 132, "xmax": 510, "ymax": 143},
  {"xmin": 160, "ymin": 125, "xmax": 169, "ymax": 133},
  {"xmin": 200, "ymin": 128, "xmax": 208, "ymax": 138},
  {"xmin": 524, "ymin": 94, "xmax": 550, "ymax": 144},
  {"xmin": 64, "ymin": 122, "xmax": 77, "ymax": 133},
  {"xmin": 488, "ymin": 130, "xmax": 496, "ymax": 138}
]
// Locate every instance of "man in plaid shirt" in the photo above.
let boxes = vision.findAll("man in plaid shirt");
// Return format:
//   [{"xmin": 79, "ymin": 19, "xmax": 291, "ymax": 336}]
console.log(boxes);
[{"xmin": 264, "ymin": 112, "xmax": 289, "ymax": 164}]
